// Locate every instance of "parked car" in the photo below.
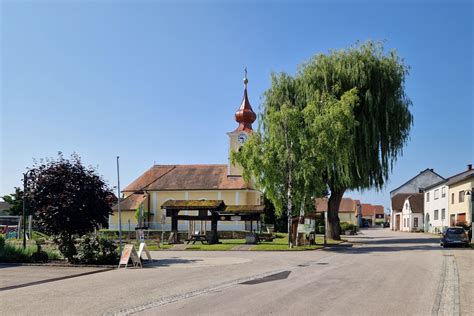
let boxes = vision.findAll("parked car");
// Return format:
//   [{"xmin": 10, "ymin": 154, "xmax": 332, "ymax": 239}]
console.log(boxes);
[{"xmin": 440, "ymin": 227, "xmax": 469, "ymax": 248}]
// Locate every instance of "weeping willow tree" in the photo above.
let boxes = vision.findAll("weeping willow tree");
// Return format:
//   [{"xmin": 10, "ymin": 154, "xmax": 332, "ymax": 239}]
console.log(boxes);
[
  {"xmin": 300, "ymin": 41, "xmax": 413, "ymax": 239},
  {"xmin": 234, "ymin": 41, "xmax": 413, "ymax": 242},
  {"xmin": 233, "ymin": 74, "xmax": 358, "ymax": 246}
]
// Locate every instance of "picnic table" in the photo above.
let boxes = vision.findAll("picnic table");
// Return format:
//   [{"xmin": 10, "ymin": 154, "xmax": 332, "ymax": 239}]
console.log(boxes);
[{"xmin": 186, "ymin": 234, "xmax": 208, "ymax": 244}]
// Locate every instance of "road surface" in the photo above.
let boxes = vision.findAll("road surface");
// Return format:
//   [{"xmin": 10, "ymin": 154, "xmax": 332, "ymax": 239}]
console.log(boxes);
[{"xmin": 0, "ymin": 229, "xmax": 472, "ymax": 315}]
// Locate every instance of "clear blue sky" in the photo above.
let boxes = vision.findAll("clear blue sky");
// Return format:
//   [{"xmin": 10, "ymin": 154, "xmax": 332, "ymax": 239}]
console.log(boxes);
[{"xmin": 1, "ymin": 0, "xmax": 473, "ymax": 211}]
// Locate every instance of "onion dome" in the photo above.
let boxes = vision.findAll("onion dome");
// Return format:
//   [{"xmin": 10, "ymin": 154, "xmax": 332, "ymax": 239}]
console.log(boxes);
[{"xmin": 234, "ymin": 68, "xmax": 257, "ymax": 132}]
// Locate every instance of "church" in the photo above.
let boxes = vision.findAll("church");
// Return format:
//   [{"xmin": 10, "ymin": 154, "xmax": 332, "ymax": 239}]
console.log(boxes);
[{"xmin": 110, "ymin": 74, "xmax": 262, "ymax": 233}]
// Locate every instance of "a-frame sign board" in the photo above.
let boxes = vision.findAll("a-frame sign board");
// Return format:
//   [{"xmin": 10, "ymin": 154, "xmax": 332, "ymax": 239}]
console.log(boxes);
[
  {"xmin": 138, "ymin": 242, "xmax": 152, "ymax": 261},
  {"xmin": 118, "ymin": 244, "xmax": 142, "ymax": 269}
]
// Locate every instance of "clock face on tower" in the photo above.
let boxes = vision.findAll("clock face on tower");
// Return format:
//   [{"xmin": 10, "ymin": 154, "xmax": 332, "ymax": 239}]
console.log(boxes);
[{"xmin": 237, "ymin": 132, "xmax": 248, "ymax": 145}]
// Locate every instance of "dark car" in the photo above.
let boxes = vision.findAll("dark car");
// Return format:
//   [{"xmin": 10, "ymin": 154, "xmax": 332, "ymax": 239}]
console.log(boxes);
[{"xmin": 440, "ymin": 227, "xmax": 469, "ymax": 248}]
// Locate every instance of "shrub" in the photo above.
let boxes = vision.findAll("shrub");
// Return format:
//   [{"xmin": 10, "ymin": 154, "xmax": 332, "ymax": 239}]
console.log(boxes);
[
  {"xmin": 0, "ymin": 243, "xmax": 35, "ymax": 263},
  {"xmin": 0, "ymin": 235, "xmax": 5, "ymax": 250},
  {"xmin": 340, "ymin": 222, "xmax": 357, "ymax": 233},
  {"xmin": 75, "ymin": 234, "xmax": 119, "ymax": 264}
]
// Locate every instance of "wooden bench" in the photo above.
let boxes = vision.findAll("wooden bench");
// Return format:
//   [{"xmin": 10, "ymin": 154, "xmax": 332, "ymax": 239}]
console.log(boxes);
[
  {"xmin": 257, "ymin": 233, "xmax": 275, "ymax": 242},
  {"xmin": 186, "ymin": 234, "xmax": 208, "ymax": 244}
]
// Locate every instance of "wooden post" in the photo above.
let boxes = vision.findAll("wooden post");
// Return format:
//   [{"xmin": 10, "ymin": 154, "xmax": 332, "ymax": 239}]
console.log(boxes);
[
  {"xmin": 169, "ymin": 209, "xmax": 180, "ymax": 244},
  {"xmin": 209, "ymin": 211, "xmax": 219, "ymax": 244}
]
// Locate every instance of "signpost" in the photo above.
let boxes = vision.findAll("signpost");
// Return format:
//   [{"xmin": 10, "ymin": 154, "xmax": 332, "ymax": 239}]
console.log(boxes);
[{"xmin": 118, "ymin": 244, "xmax": 141, "ymax": 269}]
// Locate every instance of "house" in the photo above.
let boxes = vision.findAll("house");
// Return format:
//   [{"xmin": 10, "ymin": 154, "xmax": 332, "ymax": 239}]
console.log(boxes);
[
  {"xmin": 390, "ymin": 168, "xmax": 444, "ymax": 198},
  {"xmin": 391, "ymin": 193, "xmax": 413, "ymax": 231},
  {"xmin": 315, "ymin": 197, "xmax": 361, "ymax": 226},
  {"xmin": 360, "ymin": 203, "xmax": 385, "ymax": 227},
  {"xmin": 390, "ymin": 169, "xmax": 443, "ymax": 230},
  {"xmin": 401, "ymin": 194, "xmax": 424, "ymax": 232},
  {"xmin": 446, "ymin": 164, "xmax": 474, "ymax": 226},
  {"xmin": 422, "ymin": 179, "xmax": 449, "ymax": 233},
  {"xmin": 110, "ymin": 75, "xmax": 262, "ymax": 233}
]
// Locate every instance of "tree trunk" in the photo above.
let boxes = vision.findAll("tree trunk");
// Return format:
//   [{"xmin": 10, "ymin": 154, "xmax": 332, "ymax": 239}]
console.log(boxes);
[{"xmin": 327, "ymin": 187, "xmax": 346, "ymax": 240}]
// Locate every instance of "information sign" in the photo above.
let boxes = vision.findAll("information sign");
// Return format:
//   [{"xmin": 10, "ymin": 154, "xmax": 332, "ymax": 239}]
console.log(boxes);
[{"xmin": 118, "ymin": 244, "xmax": 142, "ymax": 269}]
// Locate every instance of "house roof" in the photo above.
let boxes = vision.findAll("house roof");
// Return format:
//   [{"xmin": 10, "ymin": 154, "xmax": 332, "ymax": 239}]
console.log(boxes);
[
  {"xmin": 315, "ymin": 197, "xmax": 357, "ymax": 213},
  {"xmin": 123, "ymin": 165, "xmax": 252, "ymax": 192},
  {"xmin": 407, "ymin": 194, "xmax": 424, "ymax": 213},
  {"xmin": 391, "ymin": 193, "xmax": 414, "ymax": 211},
  {"xmin": 445, "ymin": 168, "xmax": 474, "ymax": 186},
  {"xmin": 112, "ymin": 193, "xmax": 147, "ymax": 211},
  {"xmin": 421, "ymin": 179, "xmax": 448, "ymax": 191},
  {"xmin": 223, "ymin": 205, "xmax": 265, "ymax": 214},
  {"xmin": 161, "ymin": 200, "xmax": 226, "ymax": 210},
  {"xmin": 360, "ymin": 204, "xmax": 385, "ymax": 216},
  {"xmin": 390, "ymin": 168, "xmax": 444, "ymax": 194}
]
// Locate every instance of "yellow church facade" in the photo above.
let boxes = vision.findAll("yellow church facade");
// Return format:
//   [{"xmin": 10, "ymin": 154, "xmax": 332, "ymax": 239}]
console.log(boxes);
[{"xmin": 110, "ymin": 74, "xmax": 262, "ymax": 232}]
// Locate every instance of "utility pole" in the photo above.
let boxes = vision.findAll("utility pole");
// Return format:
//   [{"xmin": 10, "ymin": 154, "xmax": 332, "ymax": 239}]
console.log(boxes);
[
  {"xmin": 22, "ymin": 173, "xmax": 27, "ymax": 249},
  {"xmin": 117, "ymin": 156, "xmax": 123, "ymax": 256}
]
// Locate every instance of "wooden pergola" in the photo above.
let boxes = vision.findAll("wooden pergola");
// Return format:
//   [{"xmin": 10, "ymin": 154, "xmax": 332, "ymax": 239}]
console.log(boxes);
[{"xmin": 161, "ymin": 200, "xmax": 265, "ymax": 244}]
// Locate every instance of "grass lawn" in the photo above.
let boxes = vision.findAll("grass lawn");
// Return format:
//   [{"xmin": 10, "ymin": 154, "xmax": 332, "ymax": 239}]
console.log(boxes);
[
  {"xmin": 184, "ymin": 239, "xmax": 246, "ymax": 251},
  {"xmin": 253, "ymin": 234, "xmax": 344, "ymax": 251},
  {"xmin": 161, "ymin": 234, "xmax": 346, "ymax": 251}
]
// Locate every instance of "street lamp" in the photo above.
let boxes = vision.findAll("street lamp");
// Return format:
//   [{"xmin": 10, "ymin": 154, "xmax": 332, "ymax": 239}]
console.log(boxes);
[{"xmin": 464, "ymin": 188, "xmax": 473, "ymax": 243}]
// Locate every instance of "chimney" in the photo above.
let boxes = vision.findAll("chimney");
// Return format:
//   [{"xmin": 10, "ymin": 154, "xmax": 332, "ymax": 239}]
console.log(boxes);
[{"xmin": 468, "ymin": 164, "xmax": 473, "ymax": 171}]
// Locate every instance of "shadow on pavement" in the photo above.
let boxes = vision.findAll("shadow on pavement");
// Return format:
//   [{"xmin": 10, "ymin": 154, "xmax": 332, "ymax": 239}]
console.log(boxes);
[
  {"xmin": 354, "ymin": 237, "xmax": 441, "ymax": 245},
  {"xmin": 240, "ymin": 271, "xmax": 291, "ymax": 285},
  {"xmin": 323, "ymin": 244, "xmax": 443, "ymax": 253},
  {"xmin": 145, "ymin": 258, "xmax": 203, "ymax": 267}
]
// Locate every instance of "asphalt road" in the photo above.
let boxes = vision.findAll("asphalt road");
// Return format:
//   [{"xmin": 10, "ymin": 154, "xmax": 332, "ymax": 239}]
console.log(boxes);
[{"xmin": 1, "ymin": 229, "xmax": 472, "ymax": 315}]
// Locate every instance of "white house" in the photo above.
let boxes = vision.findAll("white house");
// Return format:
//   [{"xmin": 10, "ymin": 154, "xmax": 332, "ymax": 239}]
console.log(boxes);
[
  {"xmin": 390, "ymin": 168, "xmax": 444, "ymax": 230},
  {"xmin": 400, "ymin": 193, "xmax": 424, "ymax": 232},
  {"xmin": 422, "ymin": 180, "xmax": 449, "ymax": 233}
]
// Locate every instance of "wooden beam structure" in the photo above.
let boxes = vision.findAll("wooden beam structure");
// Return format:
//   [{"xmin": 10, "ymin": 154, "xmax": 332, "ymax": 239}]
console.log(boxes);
[{"xmin": 161, "ymin": 200, "xmax": 264, "ymax": 244}]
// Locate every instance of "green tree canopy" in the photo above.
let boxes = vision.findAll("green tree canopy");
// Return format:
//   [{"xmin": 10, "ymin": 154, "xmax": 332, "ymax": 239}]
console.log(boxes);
[
  {"xmin": 233, "ymin": 73, "xmax": 359, "ymax": 245},
  {"xmin": 235, "ymin": 41, "xmax": 412, "ymax": 241},
  {"xmin": 1, "ymin": 187, "xmax": 24, "ymax": 216}
]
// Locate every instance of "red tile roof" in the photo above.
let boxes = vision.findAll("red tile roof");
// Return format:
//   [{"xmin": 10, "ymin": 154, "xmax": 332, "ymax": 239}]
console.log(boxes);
[
  {"xmin": 315, "ymin": 197, "xmax": 357, "ymax": 213},
  {"xmin": 391, "ymin": 193, "xmax": 413, "ymax": 212},
  {"xmin": 123, "ymin": 165, "xmax": 252, "ymax": 192},
  {"xmin": 407, "ymin": 193, "xmax": 424, "ymax": 213},
  {"xmin": 112, "ymin": 193, "xmax": 147, "ymax": 211},
  {"xmin": 361, "ymin": 204, "xmax": 385, "ymax": 216}
]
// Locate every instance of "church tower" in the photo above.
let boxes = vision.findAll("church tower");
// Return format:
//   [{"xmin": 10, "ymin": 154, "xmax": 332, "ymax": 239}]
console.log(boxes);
[{"xmin": 227, "ymin": 69, "xmax": 257, "ymax": 176}]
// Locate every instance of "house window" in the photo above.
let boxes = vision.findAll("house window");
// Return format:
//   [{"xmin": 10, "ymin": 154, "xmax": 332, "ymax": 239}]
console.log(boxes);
[
  {"xmin": 414, "ymin": 217, "xmax": 418, "ymax": 228},
  {"xmin": 405, "ymin": 203, "xmax": 409, "ymax": 210},
  {"xmin": 434, "ymin": 189, "xmax": 439, "ymax": 200},
  {"xmin": 441, "ymin": 187, "xmax": 446, "ymax": 198},
  {"xmin": 459, "ymin": 191, "xmax": 465, "ymax": 203},
  {"xmin": 451, "ymin": 193, "xmax": 455, "ymax": 204},
  {"xmin": 426, "ymin": 192, "xmax": 430, "ymax": 202},
  {"xmin": 434, "ymin": 210, "xmax": 439, "ymax": 220},
  {"xmin": 441, "ymin": 209, "xmax": 446, "ymax": 220}
]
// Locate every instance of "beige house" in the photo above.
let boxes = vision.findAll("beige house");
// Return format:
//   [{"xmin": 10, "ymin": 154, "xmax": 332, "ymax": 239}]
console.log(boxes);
[
  {"xmin": 447, "ymin": 165, "xmax": 474, "ymax": 226},
  {"xmin": 110, "ymin": 75, "xmax": 262, "ymax": 232},
  {"xmin": 315, "ymin": 197, "xmax": 361, "ymax": 225}
]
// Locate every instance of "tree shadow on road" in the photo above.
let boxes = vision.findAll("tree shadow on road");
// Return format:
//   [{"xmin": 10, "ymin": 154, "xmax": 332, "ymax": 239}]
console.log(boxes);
[
  {"xmin": 323, "ymin": 236, "xmax": 471, "ymax": 253},
  {"xmin": 144, "ymin": 258, "xmax": 203, "ymax": 268}
]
